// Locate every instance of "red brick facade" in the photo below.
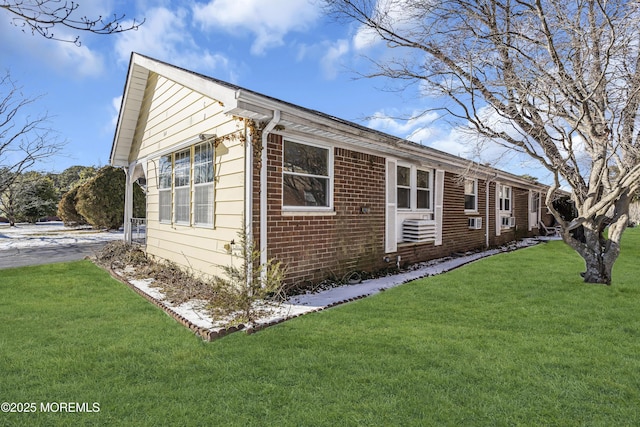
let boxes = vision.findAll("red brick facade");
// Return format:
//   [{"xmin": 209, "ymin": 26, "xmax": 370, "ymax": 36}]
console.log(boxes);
[{"xmin": 254, "ymin": 134, "xmax": 548, "ymax": 288}]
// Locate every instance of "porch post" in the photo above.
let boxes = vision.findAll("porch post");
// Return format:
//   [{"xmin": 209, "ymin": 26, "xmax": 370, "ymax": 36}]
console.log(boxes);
[{"xmin": 123, "ymin": 164, "xmax": 134, "ymax": 244}]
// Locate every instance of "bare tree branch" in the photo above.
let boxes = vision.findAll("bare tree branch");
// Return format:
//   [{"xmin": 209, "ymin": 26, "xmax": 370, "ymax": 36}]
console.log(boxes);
[
  {"xmin": 327, "ymin": 0, "xmax": 640, "ymax": 284},
  {"xmin": 1, "ymin": 0, "xmax": 144, "ymax": 45},
  {"xmin": 0, "ymin": 71, "xmax": 66, "ymax": 195}
]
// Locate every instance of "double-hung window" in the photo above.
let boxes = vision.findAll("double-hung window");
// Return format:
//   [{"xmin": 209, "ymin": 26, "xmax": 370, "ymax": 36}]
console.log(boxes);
[
  {"xmin": 416, "ymin": 169, "xmax": 431, "ymax": 210},
  {"xmin": 283, "ymin": 140, "xmax": 331, "ymax": 208},
  {"xmin": 397, "ymin": 166, "xmax": 411, "ymax": 209},
  {"xmin": 397, "ymin": 165, "xmax": 432, "ymax": 211},
  {"xmin": 158, "ymin": 155, "xmax": 172, "ymax": 223},
  {"xmin": 499, "ymin": 185, "xmax": 512, "ymax": 212},
  {"xmin": 173, "ymin": 150, "xmax": 191, "ymax": 224},
  {"xmin": 499, "ymin": 184, "xmax": 513, "ymax": 228},
  {"xmin": 464, "ymin": 178, "xmax": 478, "ymax": 212},
  {"xmin": 158, "ymin": 141, "xmax": 215, "ymax": 226},
  {"xmin": 193, "ymin": 143, "xmax": 214, "ymax": 226}
]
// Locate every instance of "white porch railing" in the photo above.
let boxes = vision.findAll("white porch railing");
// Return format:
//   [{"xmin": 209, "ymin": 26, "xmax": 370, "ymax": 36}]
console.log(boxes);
[{"xmin": 131, "ymin": 218, "xmax": 146, "ymax": 243}]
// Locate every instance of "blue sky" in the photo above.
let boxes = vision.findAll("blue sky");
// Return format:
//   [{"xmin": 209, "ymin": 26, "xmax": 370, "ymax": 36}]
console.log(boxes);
[{"xmin": 1, "ymin": 0, "xmax": 551, "ymax": 182}]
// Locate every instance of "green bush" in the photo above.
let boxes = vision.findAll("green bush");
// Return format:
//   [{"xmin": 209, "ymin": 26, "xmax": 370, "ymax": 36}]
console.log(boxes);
[
  {"xmin": 57, "ymin": 186, "xmax": 87, "ymax": 226},
  {"xmin": 76, "ymin": 166, "xmax": 145, "ymax": 229}
]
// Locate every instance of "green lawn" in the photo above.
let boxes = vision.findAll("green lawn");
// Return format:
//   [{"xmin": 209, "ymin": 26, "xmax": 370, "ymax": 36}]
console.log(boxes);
[{"xmin": 1, "ymin": 230, "xmax": 640, "ymax": 426}]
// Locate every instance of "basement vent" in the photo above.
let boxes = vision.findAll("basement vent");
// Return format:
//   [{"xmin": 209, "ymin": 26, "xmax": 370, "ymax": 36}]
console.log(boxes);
[{"xmin": 402, "ymin": 219, "xmax": 436, "ymax": 243}]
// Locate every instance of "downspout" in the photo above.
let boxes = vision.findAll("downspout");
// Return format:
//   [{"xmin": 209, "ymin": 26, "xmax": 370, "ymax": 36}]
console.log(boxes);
[
  {"xmin": 260, "ymin": 110, "xmax": 281, "ymax": 276},
  {"xmin": 485, "ymin": 172, "xmax": 497, "ymax": 249},
  {"xmin": 485, "ymin": 179, "xmax": 490, "ymax": 249}
]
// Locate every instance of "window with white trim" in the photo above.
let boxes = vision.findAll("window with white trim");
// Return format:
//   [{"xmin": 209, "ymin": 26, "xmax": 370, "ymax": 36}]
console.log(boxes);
[
  {"xmin": 282, "ymin": 140, "xmax": 331, "ymax": 208},
  {"xmin": 173, "ymin": 149, "xmax": 191, "ymax": 224},
  {"xmin": 499, "ymin": 185, "xmax": 512, "ymax": 212},
  {"xmin": 530, "ymin": 191, "xmax": 540, "ymax": 213},
  {"xmin": 157, "ymin": 142, "xmax": 214, "ymax": 226},
  {"xmin": 158, "ymin": 155, "xmax": 172, "ymax": 223},
  {"xmin": 397, "ymin": 165, "xmax": 433, "ymax": 211},
  {"xmin": 464, "ymin": 178, "xmax": 477, "ymax": 212},
  {"xmin": 417, "ymin": 169, "xmax": 431, "ymax": 210},
  {"xmin": 397, "ymin": 166, "xmax": 411, "ymax": 209},
  {"xmin": 194, "ymin": 143, "xmax": 214, "ymax": 226}
]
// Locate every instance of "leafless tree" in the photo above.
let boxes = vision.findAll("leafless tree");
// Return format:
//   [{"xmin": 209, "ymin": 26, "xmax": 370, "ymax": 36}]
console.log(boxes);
[
  {"xmin": 0, "ymin": 71, "xmax": 65, "ymax": 199},
  {"xmin": 326, "ymin": 0, "xmax": 640, "ymax": 284},
  {"xmin": 1, "ymin": 0, "xmax": 143, "ymax": 45}
]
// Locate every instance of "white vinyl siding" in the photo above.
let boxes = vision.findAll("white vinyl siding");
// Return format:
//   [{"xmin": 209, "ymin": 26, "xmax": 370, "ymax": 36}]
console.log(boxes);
[{"xmin": 133, "ymin": 74, "xmax": 243, "ymax": 280}]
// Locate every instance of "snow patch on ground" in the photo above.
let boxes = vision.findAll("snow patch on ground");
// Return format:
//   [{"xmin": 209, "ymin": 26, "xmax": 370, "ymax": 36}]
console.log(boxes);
[
  {"xmin": 126, "ymin": 238, "xmax": 544, "ymax": 335},
  {"xmin": 0, "ymin": 222, "xmax": 124, "ymax": 250}
]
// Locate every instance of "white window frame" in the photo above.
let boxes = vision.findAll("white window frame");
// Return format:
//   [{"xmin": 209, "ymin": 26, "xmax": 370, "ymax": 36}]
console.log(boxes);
[
  {"xmin": 397, "ymin": 164, "xmax": 433, "ymax": 213},
  {"xmin": 397, "ymin": 165, "xmax": 412, "ymax": 209},
  {"xmin": 173, "ymin": 149, "xmax": 191, "ymax": 225},
  {"xmin": 499, "ymin": 184, "xmax": 512, "ymax": 213},
  {"xmin": 464, "ymin": 178, "xmax": 478, "ymax": 213},
  {"xmin": 282, "ymin": 138, "xmax": 333, "ymax": 212},
  {"xmin": 499, "ymin": 184, "xmax": 513, "ymax": 229},
  {"xmin": 530, "ymin": 191, "xmax": 540, "ymax": 214},
  {"xmin": 416, "ymin": 168, "xmax": 432, "ymax": 210},
  {"xmin": 158, "ymin": 155, "xmax": 172, "ymax": 224},
  {"xmin": 193, "ymin": 142, "xmax": 214, "ymax": 227}
]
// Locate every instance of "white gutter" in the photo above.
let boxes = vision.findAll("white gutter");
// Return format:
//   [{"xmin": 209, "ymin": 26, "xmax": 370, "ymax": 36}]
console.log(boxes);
[{"xmin": 260, "ymin": 110, "xmax": 281, "ymax": 277}]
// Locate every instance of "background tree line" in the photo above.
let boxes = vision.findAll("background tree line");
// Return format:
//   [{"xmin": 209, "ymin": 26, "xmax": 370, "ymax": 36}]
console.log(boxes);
[{"xmin": 0, "ymin": 165, "xmax": 145, "ymax": 229}]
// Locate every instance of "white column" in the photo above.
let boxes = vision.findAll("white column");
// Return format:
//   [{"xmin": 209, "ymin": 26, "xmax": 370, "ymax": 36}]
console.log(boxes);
[{"xmin": 123, "ymin": 164, "xmax": 134, "ymax": 244}]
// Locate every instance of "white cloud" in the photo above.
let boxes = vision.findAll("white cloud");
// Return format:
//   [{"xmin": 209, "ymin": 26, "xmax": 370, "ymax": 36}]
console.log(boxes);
[
  {"xmin": 367, "ymin": 109, "xmax": 440, "ymax": 137},
  {"xmin": 353, "ymin": 25, "xmax": 381, "ymax": 51},
  {"xmin": 114, "ymin": 7, "xmax": 231, "ymax": 75},
  {"xmin": 192, "ymin": 0, "xmax": 321, "ymax": 55},
  {"xmin": 351, "ymin": 0, "xmax": 418, "ymax": 52},
  {"xmin": 321, "ymin": 39, "xmax": 350, "ymax": 79},
  {"xmin": 0, "ymin": 15, "xmax": 105, "ymax": 78},
  {"xmin": 110, "ymin": 95, "xmax": 123, "ymax": 129}
]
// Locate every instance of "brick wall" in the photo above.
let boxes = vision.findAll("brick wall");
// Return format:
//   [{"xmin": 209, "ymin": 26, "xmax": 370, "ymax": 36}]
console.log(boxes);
[
  {"xmin": 254, "ymin": 134, "xmax": 545, "ymax": 288},
  {"xmin": 254, "ymin": 135, "xmax": 387, "ymax": 289}
]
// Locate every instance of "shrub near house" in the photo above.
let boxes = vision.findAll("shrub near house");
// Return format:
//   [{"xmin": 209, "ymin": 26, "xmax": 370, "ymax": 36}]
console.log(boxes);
[{"xmin": 66, "ymin": 166, "xmax": 145, "ymax": 229}]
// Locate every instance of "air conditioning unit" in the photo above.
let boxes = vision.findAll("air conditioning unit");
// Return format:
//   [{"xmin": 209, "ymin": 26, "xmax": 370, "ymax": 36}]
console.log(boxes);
[
  {"xmin": 468, "ymin": 217, "xmax": 482, "ymax": 230},
  {"xmin": 402, "ymin": 219, "xmax": 436, "ymax": 242},
  {"xmin": 501, "ymin": 216, "xmax": 516, "ymax": 227}
]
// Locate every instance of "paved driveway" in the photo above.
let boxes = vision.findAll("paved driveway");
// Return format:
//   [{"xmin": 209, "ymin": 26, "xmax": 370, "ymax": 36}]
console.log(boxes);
[{"xmin": 0, "ymin": 241, "xmax": 109, "ymax": 269}]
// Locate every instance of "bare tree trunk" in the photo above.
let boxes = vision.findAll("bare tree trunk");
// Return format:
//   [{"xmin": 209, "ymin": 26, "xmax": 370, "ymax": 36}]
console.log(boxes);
[{"xmin": 561, "ymin": 198, "xmax": 629, "ymax": 285}]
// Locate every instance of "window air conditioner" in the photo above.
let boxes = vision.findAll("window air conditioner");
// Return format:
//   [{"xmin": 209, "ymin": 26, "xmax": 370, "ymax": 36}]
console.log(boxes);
[
  {"xmin": 468, "ymin": 217, "xmax": 482, "ymax": 230},
  {"xmin": 501, "ymin": 216, "xmax": 516, "ymax": 227}
]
